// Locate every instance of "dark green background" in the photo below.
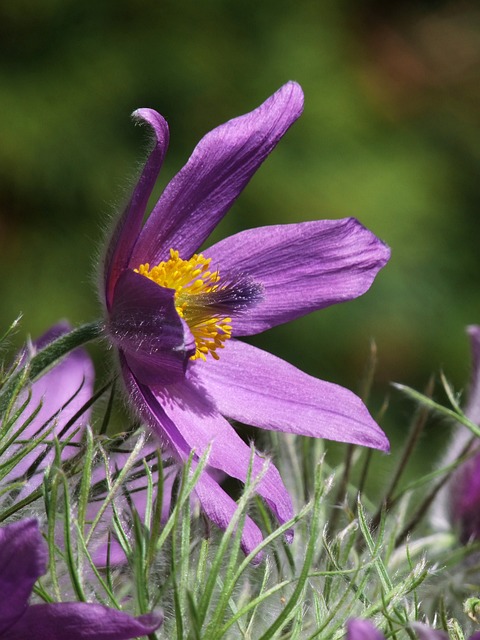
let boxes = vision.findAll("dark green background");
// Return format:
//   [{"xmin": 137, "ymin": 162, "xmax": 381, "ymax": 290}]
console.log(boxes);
[{"xmin": 2, "ymin": 0, "xmax": 480, "ymax": 462}]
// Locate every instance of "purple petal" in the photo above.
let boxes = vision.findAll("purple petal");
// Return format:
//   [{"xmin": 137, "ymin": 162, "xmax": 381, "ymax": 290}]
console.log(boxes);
[
  {"xmin": 103, "ymin": 109, "xmax": 170, "ymax": 310},
  {"xmin": 0, "ymin": 519, "xmax": 46, "ymax": 634},
  {"xmin": 108, "ymin": 270, "xmax": 195, "ymax": 385},
  {"xmin": 204, "ymin": 217, "xmax": 390, "ymax": 335},
  {"xmin": 2, "ymin": 323, "xmax": 94, "ymax": 494},
  {"xmin": 142, "ymin": 376, "xmax": 293, "ymax": 526},
  {"xmin": 346, "ymin": 619, "xmax": 385, "ymax": 640},
  {"xmin": 195, "ymin": 339, "xmax": 389, "ymax": 451},
  {"xmin": 3, "ymin": 603, "xmax": 162, "ymax": 640},
  {"xmin": 446, "ymin": 325, "xmax": 480, "ymax": 542},
  {"xmin": 464, "ymin": 325, "xmax": 480, "ymax": 424},
  {"xmin": 449, "ymin": 447, "xmax": 480, "ymax": 542},
  {"xmin": 130, "ymin": 82, "xmax": 304, "ymax": 267}
]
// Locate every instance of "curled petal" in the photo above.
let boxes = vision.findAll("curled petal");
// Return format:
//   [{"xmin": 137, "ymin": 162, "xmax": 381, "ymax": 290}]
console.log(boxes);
[
  {"xmin": 2, "ymin": 604, "xmax": 162, "ymax": 640},
  {"xmin": 108, "ymin": 270, "xmax": 195, "ymax": 385},
  {"xmin": 130, "ymin": 81, "xmax": 304, "ymax": 267},
  {"xmin": 0, "ymin": 519, "xmax": 47, "ymax": 634},
  {"xmin": 196, "ymin": 340, "xmax": 389, "ymax": 451},
  {"xmin": 205, "ymin": 217, "xmax": 390, "ymax": 335},
  {"xmin": 103, "ymin": 109, "xmax": 170, "ymax": 309}
]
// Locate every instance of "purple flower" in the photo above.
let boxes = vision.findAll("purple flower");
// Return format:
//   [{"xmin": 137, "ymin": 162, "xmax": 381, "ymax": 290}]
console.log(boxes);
[
  {"xmin": 0, "ymin": 519, "xmax": 162, "ymax": 639},
  {"xmin": 1, "ymin": 322, "xmax": 94, "ymax": 498},
  {"xmin": 102, "ymin": 81, "xmax": 390, "ymax": 553},
  {"xmin": 346, "ymin": 619, "xmax": 449, "ymax": 640},
  {"xmin": 446, "ymin": 325, "xmax": 480, "ymax": 542}
]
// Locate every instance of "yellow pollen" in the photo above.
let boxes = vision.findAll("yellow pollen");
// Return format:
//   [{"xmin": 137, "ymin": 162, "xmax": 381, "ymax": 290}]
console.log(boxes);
[{"xmin": 135, "ymin": 249, "xmax": 232, "ymax": 361}]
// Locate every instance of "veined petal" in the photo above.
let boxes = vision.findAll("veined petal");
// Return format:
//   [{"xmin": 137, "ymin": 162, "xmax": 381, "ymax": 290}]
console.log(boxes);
[
  {"xmin": 103, "ymin": 109, "xmax": 170, "ymax": 310},
  {"xmin": 108, "ymin": 270, "xmax": 195, "ymax": 385},
  {"xmin": 346, "ymin": 619, "xmax": 385, "ymax": 640},
  {"xmin": 195, "ymin": 340, "xmax": 389, "ymax": 451},
  {"xmin": 0, "ymin": 519, "xmax": 46, "ymax": 634},
  {"xmin": 2, "ymin": 604, "xmax": 162, "ymax": 640},
  {"xmin": 130, "ymin": 81, "xmax": 304, "ymax": 267},
  {"xmin": 204, "ymin": 217, "xmax": 390, "ymax": 335},
  {"xmin": 2, "ymin": 322, "xmax": 94, "ymax": 493}
]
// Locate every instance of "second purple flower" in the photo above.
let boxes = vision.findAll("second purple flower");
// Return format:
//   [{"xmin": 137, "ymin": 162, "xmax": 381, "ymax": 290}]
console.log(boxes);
[{"xmin": 101, "ymin": 81, "xmax": 390, "ymax": 552}]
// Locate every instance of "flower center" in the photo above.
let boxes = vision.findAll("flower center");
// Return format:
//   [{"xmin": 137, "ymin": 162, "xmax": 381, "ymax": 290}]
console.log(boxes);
[{"xmin": 135, "ymin": 249, "xmax": 234, "ymax": 361}]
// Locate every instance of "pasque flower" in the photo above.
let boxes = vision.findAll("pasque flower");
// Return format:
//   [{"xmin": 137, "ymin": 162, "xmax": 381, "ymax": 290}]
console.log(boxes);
[
  {"xmin": 1, "ymin": 322, "xmax": 94, "ymax": 498},
  {"xmin": 102, "ymin": 81, "xmax": 390, "ymax": 552},
  {"xmin": 0, "ymin": 519, "xmax": 162, "ymax": 639}
]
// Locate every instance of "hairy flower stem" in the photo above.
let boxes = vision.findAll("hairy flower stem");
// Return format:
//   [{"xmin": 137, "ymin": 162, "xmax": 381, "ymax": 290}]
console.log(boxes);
[
  {"xmin": 327, "ymin": 443, "xmax": 355, "ymax": 539},
  {"xmin": 371, "ymin": 377, "xmax": 434, "ymax": 532},
  {"xmin": 328, "ymin": 343, "xmax": 379, "ymax": 538},
  {"xmin": 28, "ymin": 321, "xmax": 104, "ymax": 381}
]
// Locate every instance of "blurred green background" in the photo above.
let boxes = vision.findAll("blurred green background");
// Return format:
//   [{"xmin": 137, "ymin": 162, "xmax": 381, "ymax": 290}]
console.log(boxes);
[{"xmin": 2, "ymin": 0, "xmax": 480, "ymax": 460}]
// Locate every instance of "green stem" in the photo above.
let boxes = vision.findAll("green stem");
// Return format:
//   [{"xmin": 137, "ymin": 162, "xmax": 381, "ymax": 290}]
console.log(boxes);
[{"xmin": 29, "ymin": 321, "xmax": 104, "ymax": 381}]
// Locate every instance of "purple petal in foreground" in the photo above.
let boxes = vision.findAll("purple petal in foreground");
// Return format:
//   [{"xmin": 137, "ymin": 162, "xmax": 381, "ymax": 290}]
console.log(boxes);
[
  {"xmin": 2, "ymin": 604, "xmax": 162, "ymax": 640},
  {"xmin": 0, "ymin": 519, "xmax": 162, "ymax": 639},
  {"xmin": 205, "ymin": 217, "xmax": 390, "ymax": 335},
  {"xmin": 196, "ymin": 339, "xmax": 389, "ymax": 451},
  {"xmin": 103, "ymin": 109, "xmax": 170, "ymax": 310},
  {"xmin": 130, "ymin": 81, "xmax": 304, "ymax": 267},
  {"xmin": 0, "ymin": 519, "xmax": 46, "ymax": 634}
]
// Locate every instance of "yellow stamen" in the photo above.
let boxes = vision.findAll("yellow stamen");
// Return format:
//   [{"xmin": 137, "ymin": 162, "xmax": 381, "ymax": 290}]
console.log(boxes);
[{"xmin": 135, "ymin": 249, "xmax": 232, "ymax": 361}]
